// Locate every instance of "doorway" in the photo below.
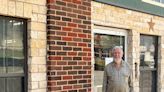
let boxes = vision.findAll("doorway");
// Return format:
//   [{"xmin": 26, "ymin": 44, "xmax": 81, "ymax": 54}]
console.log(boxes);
[
  {"xmin": 93, "ymin": 27, "xmax": 127, "ymax": 92},
  {"xmin": 139, "ymin": 35, "xmax": 158, "ymax": 92}
]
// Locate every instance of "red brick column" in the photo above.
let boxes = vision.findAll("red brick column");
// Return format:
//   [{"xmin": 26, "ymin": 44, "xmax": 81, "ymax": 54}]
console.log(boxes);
[{"xmin": 47, "ymin": 0, "xmax": 91, "ymax": 91}]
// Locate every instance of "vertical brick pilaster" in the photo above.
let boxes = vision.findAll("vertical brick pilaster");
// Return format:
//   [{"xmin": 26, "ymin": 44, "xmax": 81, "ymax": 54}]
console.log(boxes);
[{"xmin": 47, "ymin": 0, "xmax": 91, "ymax": 92}]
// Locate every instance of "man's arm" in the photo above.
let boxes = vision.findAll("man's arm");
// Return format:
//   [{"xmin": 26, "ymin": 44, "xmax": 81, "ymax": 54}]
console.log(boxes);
[
  {"xmin": 128, "ymin": 70, "xmax": 133, "ymax": 92},
  {"xmin": 102, "ymin": 67, "xmax": 108, "ymax": 92}
]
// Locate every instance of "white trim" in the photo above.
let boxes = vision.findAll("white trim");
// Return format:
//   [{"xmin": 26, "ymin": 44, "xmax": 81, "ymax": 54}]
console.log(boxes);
[
  {"xmin": 94, "ymin": 85, "xmax": 102, "ymax": 92},
  {"xmin": 93, "ymin": 26, "xmax": 128, "ymax": 62},
  {"xmin": 91, "ymin": 24, "xmax": 95, "ymax": 92},
  {"xmin": 142, "ymin": 0, "xmax": 164, "ymax": 8},
  {"xmin": 93, "ymin": 26, "xmax": 127, "ymax": 36},
  {"xmin": 92, "ymin": 26, "xmax": 128, "ymax": 92}
]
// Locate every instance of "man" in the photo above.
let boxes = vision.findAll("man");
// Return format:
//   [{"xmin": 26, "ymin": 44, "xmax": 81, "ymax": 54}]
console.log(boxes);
[{"xmin": 102, "ymin": 46, "xmax": 133, "ymax": 92}]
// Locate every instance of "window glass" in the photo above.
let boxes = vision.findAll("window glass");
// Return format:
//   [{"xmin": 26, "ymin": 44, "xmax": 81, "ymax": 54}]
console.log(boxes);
[
  {"xmin": 152, "ymin": 0, "xmax": 164, "ymax": 3},
  {"xmin": 94, "ymin": 33, "xmax": 124, "ymax": 71},
  {"xmin": 5, "ymin": 20, "xmax": 24, "ymax": 73},
  {"xmin": 0, "ymin": 19, "xmax": 6, "ymax": 73},
  {"xmin": 140, "ymin": 35, "xmax": 157, "ymax": 68},
  {"xmin": 153, "ymin": 0, "xmax": 160, "ymax": 2},
  {"xmin": 0, "ymin": 78, "xmax": 5, "ymax": 92},
  {"xmin": 94, "ymin": 33, "xmax": 125, "ymax": 91},
  {"xmin": 0, "ymin": 16, "xmax": 26, "ymax": 92},
  {"xmin": 161, "ymin": 0, "xmax": 164, "ymax": 3},
  {"xmin": 7, "ymin": 77, "xmax": 23, "ymax": 92}
]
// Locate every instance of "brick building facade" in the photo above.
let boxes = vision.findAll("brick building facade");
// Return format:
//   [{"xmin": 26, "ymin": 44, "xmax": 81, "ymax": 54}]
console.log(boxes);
[
  {"xmin": 47, "ymin": 0, "xmax": 92, "ymax": 91},
  {"xmin": 0, "ymin": 0, "xmax": 47, "ymax": 92},
  {"xmin": 92, "ymin": 1, "xmax": 164, "ymax": 92},
  {"xmin": 0, "ymin": 0, "xmax": 164, "ymax": 92}
]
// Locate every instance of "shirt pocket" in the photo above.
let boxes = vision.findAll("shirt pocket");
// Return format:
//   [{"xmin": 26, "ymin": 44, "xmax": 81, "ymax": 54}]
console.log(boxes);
[
  {"xmin": 107, "ymin": 75, "xmax": 115, "ymax": 87},
  {"xmin": 121, "ymin": 71, "xmax": 129, "ymax": 82},
  {"xmin": 107, "ymin": 75, "xmax": 112, "ymax": 80},
  {"xmin": 107, "ymin": 75, "xmax": 115, "ymax": 83}
]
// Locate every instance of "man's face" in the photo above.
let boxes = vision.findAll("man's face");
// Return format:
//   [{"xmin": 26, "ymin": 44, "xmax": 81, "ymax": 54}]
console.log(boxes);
[{"xmin": 113, "ymin": 48, "xmax": 123, "ymax": 60}]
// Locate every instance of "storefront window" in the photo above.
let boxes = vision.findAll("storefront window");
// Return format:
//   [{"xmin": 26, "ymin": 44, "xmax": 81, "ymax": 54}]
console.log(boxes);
[
  {"xmin": 0, "ymin": 16, "xmax": 27, "ymax": 92},
  {"xmin": 153, "ymin": 0, "xmax": 164, "ymax": 3},
  {"xmin": 140, "ymin": 35, "xmax": 157, "ymax": 68},
  {"xmin": 94, "ymin": 33, "xmax": 125, "ymax": 91},
  {"xmin": 94, "ymin": 33, "xmax": 125, "ymax": 71}
]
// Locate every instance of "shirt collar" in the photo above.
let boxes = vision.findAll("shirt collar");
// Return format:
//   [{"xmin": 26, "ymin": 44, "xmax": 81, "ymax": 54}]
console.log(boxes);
[{"xmin": 111, "ymin": 60, "xmax": 125, "ymax": 67}]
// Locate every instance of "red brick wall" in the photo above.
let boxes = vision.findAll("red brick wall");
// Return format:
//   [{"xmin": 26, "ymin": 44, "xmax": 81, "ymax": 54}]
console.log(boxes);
[{"xmin": 47, "ymin": 0, "xmax": 91, "ymax": 91}]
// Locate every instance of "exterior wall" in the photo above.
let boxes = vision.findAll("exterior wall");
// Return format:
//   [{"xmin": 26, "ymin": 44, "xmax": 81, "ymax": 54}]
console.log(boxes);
[
  {"xmin": 95, "ymin": 0, "xmax": 164, "ymax": 17},
  {"xmin": 92, "ymin": 1, "xmax": 164, "ymax": 92},
  {"xmin": 0, "ymin": 0, "xmax": 47, "ymax": 92},
  {"xmin": 47, "ymin": 0, "xmax": 91, "ymax": 92}
]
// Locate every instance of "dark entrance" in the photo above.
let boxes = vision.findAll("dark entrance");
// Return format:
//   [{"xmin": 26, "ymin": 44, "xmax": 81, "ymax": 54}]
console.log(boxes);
[{"xmin": 139, "ymin": 35, "xmax": 158, "ymax": 92}]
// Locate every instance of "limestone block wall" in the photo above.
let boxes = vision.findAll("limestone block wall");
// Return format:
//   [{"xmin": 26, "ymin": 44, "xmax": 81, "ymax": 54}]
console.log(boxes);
[
  {"xmin": 92, "ymin": 1, "xmax": 164, "ymax": 92},
  {"xmin": 0, "ymin": 0, "xmax": 47, "ymax": 92}
]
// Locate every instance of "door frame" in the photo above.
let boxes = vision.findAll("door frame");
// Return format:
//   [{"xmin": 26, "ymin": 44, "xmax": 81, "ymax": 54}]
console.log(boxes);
[
  {"xmin": 139, "ymin": 34, "xmax": 159, "ymax": 92},
  {"xmin": 91, "ymin": 26, "xmax": 128, "ymax": 92}
]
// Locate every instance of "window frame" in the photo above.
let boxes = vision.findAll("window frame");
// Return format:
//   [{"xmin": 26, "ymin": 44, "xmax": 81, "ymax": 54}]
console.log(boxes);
[
  {"xmin": 139, "ymin": 34, "xmax": 159, "ymax": 92},
  {"xmin": 91, "ymin": 26, "xmax": 128, "ymax": 92},
  {"xmin": 0, "ymin": 16, "xmax": 27, "ymax": 92},
  {"xmin": 142, "ymin": 0, "xmax": 164, "ymax": 7}
]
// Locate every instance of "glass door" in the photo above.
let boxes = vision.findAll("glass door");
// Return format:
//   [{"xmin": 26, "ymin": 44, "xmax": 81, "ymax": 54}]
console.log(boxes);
[
  {"xmin": 139, "ymin": 35, "xmax": 158, "ymax": 92},
  {"xmin": 93, "ymin": 27, "xmax": 127, "ymax": 92}
]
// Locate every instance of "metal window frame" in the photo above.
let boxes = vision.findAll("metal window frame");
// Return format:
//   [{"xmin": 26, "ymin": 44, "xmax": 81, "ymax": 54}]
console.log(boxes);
[{"xmin": 0, "ymin": 16, "xmax": 28, "ymax": 92}]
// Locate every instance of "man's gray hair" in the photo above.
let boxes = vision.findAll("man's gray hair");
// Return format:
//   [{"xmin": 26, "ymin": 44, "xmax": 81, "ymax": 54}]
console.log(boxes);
[{"xmin": 112, "ymin": 46, "xmax": 123, "ymax": 53}]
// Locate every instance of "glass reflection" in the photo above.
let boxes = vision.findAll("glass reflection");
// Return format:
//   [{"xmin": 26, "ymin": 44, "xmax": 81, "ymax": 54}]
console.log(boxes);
[
  {"xmin": 153, "ymin": 0, "xmax": 160, "ymax": 2},
  {"xmin": 7, "ymin": 77, "xmax": 23, "ymax": 92},
  {"xmin": 94, "ymin": 33, "xmax": 125, "ymax": 89},
  {"xmin": 0, "ymin": 16, "xmax": 25, "ymax": 92},
  {"xmin": 94, "ymin": 33, "xmax": 124, "ymax": 71},
  {"xmin": 140, "ymin": 35, "xmax": 156, "ymax": 68},
  {"xmin": 0, "ymin": 17, "xmax": 24, "ymax": 74},
  {"xmin": 0, "ymin": 78, "xmax": 5, "ymax": 92},
  {"xmin": 161, "ymin": 0, "xmax": 164, "ymax": 3}
]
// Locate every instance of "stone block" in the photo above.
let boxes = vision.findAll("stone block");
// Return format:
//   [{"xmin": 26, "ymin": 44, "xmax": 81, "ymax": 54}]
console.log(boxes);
[
  {"xmin": 32, "ymin": 13, "xmax": 38, "ymax": 22},
  {"xmin": 38, "ymin": 65, "xmax": 46, "ymax": 72},
  {"xmin": 8, "ymin": 1, "xmax": 16, "ymax": 16},
  {"xmin": 30, "ymin": 31, "xmax": 38, "ymax": 39},
  {"xmin": 37, "ymin": 40, "xmax": 46, "ymax": 48},
  {"xmin": 24, "ymin": 3, "xmax": 32, "ymax": 18},
  {"xmin": 30, "ymin": 22, "xmax": 46, "ymax": 31},
  {"xmin": 38, "ymin": 48, "xmax": 46, "ymax": 56},
  {"xmin": 30, "ymin": 73, "xmax": 46, "ymax": 81},
  {"xmin": 32, "ymin": 5, "xmax": 39, "ymax": 13},
  {"xmin": 0, "ymin": 0, "xmax": 8, "ymax": 14},
  {"xmin": 29, "ymin": 48, "xmax": 39, "ymax": 56},
  {"xmin": 37, "ymin": 32, "xmax": 46, "ymax": 39},
  {"xmin": 39, "ymin": 81, "xmax": 47, "ymax": 88},
  {"xmin": 32, "ymin": 0, "xmax": 46, "ymax": 6},
  {"xmin": 30, "ymin": 56, "xmax": 46, "ymax": 65},
  {"xmin": 92, "ymin": 1, "xmax": 102, "ymax": 8},
  {"xmin": 17, "ymin": 0, "xmax": 24, "ymax": 2},
  {"xmin": 24, "ymin": 0, "xmax": 32, "ymax": 3},
  {"xmin": 30, "ymin": 81, "xmax": 39, "ymax": 89},
  {"xmin": 30, "ymin": 39, "xmax": 38, "ymax": 48},
  {"xmin": 16, "ymin": 2, "xmax": 23, "ymax": 17},
  {"xmin": 29, "ymin": 65, "xmax": 38, "ymax": 73},
  {"xmin": 38, "ymin": 5, "xmax": 46, "ymax": 14},
  {"xmin": 30, "ymin": 39, "xmax": 46, "ymax": 48},
  {"xmin": 37, "ymin": 14, "xmax": 46, "ymax": 23},
  {"xmin": 28, "ymin": 89, "xmax": 47, "ymax": 92}
]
